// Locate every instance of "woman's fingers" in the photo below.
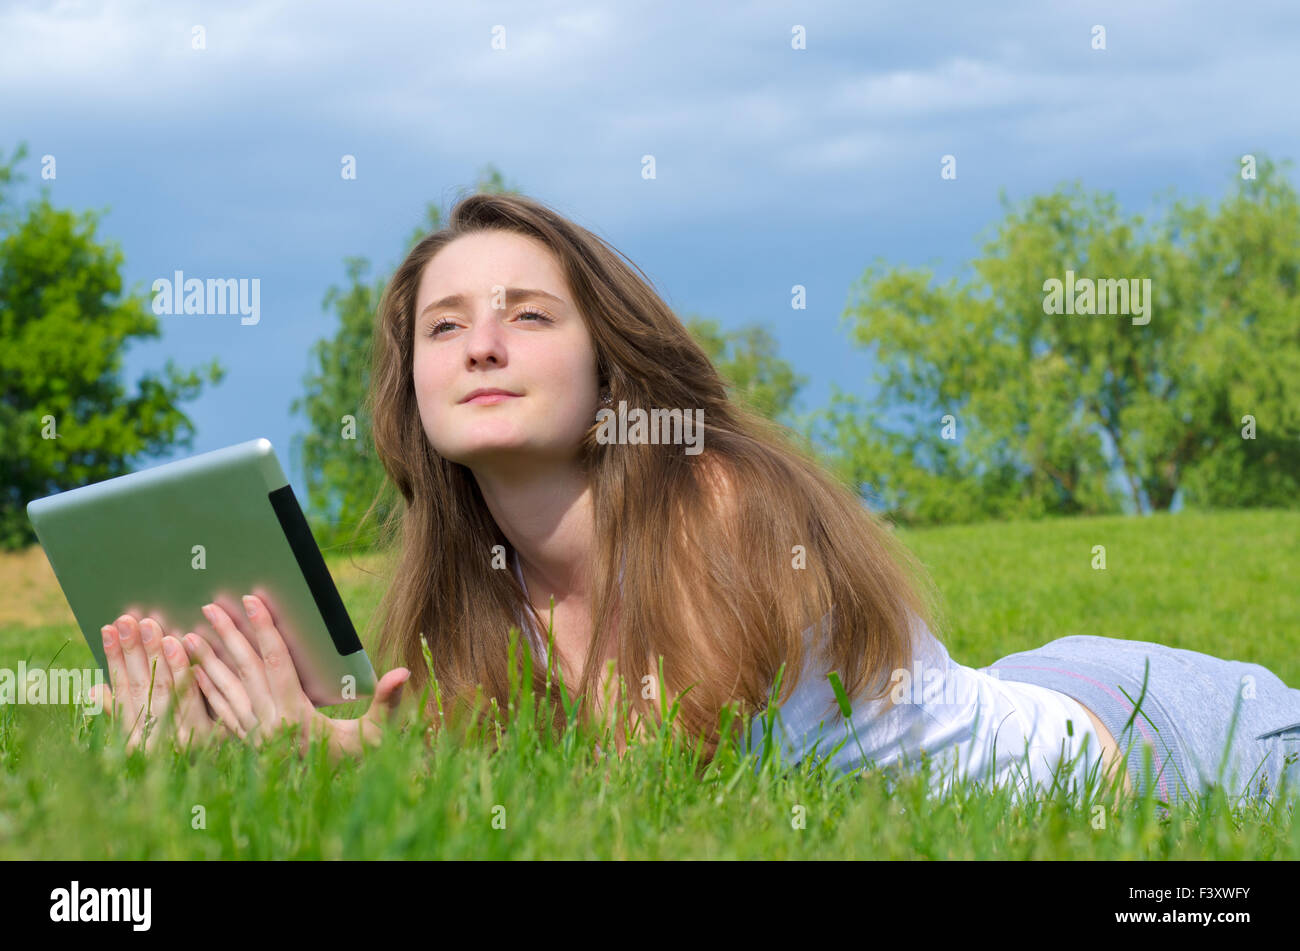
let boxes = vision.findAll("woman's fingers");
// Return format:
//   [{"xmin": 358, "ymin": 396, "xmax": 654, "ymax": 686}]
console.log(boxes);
[
  {"xmin": 95, "ymin": 597, "xmax": 352, "ymax": 757},
  {"xmin": 99, "ymin": 624, "xmax": 131, "ymax": 723},
  {"xmin": 201, "ymin": 602, "xmax": 276, "ymax": 728},
  {"xmin": 117, "ymin": 616, "xmax": 178, "ymax": 754},
  {"xmin": 182, "ymin": 632, "xmax": 260, "ymax": 736},
  {"xmin": 239, "ymin": 595, "xmax": 311, "ymax": 726},
  {"xmin": 366, "ymin": 669, "xmax": 411, "ymax": 723},
  {"xmin": 159, "ymin": 634, "xmax": 216, "ymax": 747},
  {"xmin": 113, "ymin": 615, "xmax": 158, "ymax": 741},
  {"xmin": 93, "ymin": 614, "xmax": 240, "ymax": 753},
  {"xmin": 135, "ymin": 618, "xmax": 179, "ymax": 753},
  {"xmin": 138, "ymin": 619, "xmax": 177, "ymax": 709},
  {"xmin": 190, "ymin": 662, "xmax": 248, "ymax": 742},
  {"xmin": 358, "ymin": 668, "xmax": 412, "ymax": 748}
]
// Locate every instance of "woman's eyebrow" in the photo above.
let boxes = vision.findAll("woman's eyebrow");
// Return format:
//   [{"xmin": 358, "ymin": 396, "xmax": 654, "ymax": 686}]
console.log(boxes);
[{"xmin": 418, "ymin": 287, "xmax": 568, "ymax": 320}]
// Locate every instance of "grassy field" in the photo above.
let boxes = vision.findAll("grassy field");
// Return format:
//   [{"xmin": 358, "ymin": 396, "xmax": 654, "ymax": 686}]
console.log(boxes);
[{"xmin": 1, "ymin": 508, "xmax": 1297, "ymax": 859}]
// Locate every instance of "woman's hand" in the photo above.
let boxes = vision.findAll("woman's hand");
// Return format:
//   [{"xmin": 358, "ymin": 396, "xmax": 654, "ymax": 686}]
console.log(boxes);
[
  {"xmin": 93, "ymin": 614, "xmax": 234, "ymax": 754},
  {"xmin": 184, "ymin": 594, "xmax": 410, "ymax": 761}
]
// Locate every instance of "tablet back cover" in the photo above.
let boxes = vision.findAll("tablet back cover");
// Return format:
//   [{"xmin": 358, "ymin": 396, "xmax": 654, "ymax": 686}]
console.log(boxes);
[{"xmin": 26, "ymin": 438, "xmax": 376, "ymax": 707}]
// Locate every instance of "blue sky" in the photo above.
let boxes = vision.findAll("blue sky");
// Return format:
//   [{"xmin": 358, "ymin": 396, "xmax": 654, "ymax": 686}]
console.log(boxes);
[{"xmin": 4, "ymin": 0, "xmax": 1298, "ymax": 504}]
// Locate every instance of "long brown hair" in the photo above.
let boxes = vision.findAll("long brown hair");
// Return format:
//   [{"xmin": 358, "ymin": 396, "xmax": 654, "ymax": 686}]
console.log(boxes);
[{"xmin": 361, "ymin": 192, "xmax": 943, "ymax": 763}]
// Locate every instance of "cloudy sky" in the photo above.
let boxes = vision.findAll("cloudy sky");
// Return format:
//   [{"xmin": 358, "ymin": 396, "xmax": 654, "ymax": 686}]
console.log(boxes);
[{"xmin": 3, "ymin": 0, "xmax": 1298, "ymax": 502}]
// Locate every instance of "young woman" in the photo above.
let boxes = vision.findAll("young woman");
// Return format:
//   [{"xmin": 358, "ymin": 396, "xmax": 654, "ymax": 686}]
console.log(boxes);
[{"xmin": 95, "ymin": 193, "xmax": 1300, "ymax": 811}]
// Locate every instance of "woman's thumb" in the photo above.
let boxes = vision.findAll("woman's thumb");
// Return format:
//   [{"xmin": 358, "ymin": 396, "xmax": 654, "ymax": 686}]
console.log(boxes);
[{"xmin": 371, "ymin": 668, "xmax": 411, "ymax": 719}]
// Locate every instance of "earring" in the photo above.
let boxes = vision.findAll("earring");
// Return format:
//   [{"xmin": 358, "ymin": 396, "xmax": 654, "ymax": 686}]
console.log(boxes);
[{"xmin": 599, "ymin": 389, "xmax": 613, "ymax": 405}]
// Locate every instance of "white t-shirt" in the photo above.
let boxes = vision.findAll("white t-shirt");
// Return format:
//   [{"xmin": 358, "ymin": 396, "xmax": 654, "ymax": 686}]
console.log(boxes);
[
  {"xmin": 511, "ymin": 554, "xmax": 1105, "ymax": 804},
  {"xmin": 751, "ymin": 613, "xmax": 1109, "ymax": 805}
]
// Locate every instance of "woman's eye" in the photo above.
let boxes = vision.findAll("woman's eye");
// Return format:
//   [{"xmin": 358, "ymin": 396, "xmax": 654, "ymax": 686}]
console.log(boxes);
[{"xmin": 423, "ymin": 309, "xmax": 553, "ymax": 338}]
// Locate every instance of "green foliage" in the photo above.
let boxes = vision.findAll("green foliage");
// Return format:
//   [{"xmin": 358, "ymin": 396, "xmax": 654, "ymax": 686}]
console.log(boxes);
[
  {"xmin": 681, "ymin": 315, "xmax": 807, "ymax": 427},
  {"xmin": 0, "ymin": 142, "xmax": 224, "ymax": 550},
  {"xmin": 815, "ymin": 156, "xmax": 1300, "ymax": 526},
  {"xmin": 288, "ymin": 253, "xmax": 395, "ymax": 553}
]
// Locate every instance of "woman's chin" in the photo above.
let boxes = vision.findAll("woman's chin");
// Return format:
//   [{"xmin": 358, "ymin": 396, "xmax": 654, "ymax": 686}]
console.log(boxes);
[{"xmin": 440, "ymin": 436, "xmax": 534, "ymax": 466}]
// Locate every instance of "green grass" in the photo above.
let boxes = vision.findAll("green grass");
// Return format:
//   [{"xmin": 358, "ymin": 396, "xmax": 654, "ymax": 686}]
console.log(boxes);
[{"xmin": 1, "ymin": 507, "xmax": 1297, "ymax": 859}]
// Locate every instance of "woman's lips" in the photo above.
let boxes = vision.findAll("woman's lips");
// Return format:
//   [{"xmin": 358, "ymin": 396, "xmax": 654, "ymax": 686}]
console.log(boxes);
[{"xmin": 464, "ymin": 393, "xmax": 518, "ymax": 405}]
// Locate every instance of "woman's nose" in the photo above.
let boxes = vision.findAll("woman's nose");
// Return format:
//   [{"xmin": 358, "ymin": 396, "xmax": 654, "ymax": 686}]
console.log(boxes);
[{"xmin": 464, "ymin": 312, "xmax": 506, "ymax": 366}]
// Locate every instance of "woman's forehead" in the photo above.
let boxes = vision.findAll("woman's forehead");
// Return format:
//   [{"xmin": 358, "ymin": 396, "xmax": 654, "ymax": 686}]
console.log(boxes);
[{"xmin": 420, "ymin": 232, "xmax": 565, "ymax": 297}]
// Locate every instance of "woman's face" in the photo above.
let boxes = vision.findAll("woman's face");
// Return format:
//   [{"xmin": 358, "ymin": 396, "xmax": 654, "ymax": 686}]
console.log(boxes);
[{"xmin": 412, "ymin": 230, "xmax": 601, "ymax": 469}]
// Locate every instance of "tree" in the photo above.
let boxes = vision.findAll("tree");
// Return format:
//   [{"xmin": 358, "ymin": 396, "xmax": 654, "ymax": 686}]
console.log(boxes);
[
  {"xmin": 813, "ymin": 156, "xmax": 1300, "ymax": 526},
  {"xmin": 1168, "ymin": 160, "xmax": 1300, "ymax": 510},
  {"xmin": 288, "ymin": 253, "xmax": 395, "ymax": 552},
  {"xmin": 0, "ymin": 142, "xmax": 224, "ymax": 550},
  {"xmin": 682, "ymin": 315, "xmax": 807, "ymax": 427}
]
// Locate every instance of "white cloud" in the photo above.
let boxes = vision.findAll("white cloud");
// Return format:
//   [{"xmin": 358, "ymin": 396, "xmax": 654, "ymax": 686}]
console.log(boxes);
[
  {"xmin": 1, "ymin": 0, "xmax": 1296, "ymax": 213},
  {"xmin": 779, "ymin": 132, "xmax": 888, "ymax": 171},
  {"xmin": 825, "ymin": 57, "xmax": 1063, "ymax": 118}
]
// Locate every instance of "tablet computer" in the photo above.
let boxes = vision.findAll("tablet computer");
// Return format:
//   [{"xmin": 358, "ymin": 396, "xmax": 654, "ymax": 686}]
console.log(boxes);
[{"xmin": 26, "ymin": 437, "xmax": 377, "ymax": 707}]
